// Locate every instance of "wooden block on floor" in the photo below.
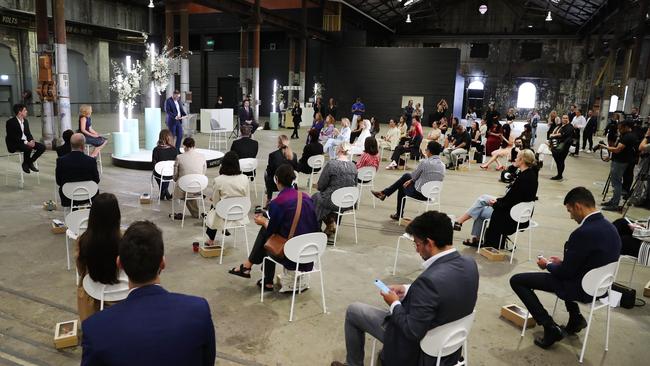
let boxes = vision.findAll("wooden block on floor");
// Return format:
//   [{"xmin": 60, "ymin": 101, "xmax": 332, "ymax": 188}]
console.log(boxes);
[
  {"xmin": 644, "ymin": 280, "xmax": 650, "ymax": 298},
  {"xmin": 51, "ymin": 220, "xmax": 67, "ymax": 234},
  {"xmin": 479, "ymin": 247, "xmax": 507, "ymax": 261},
  {"xmin": 199, "ymin": 245, "xmax": 223, "ymax": 258},
  {"xmin": 400, "ymin": 217, "xmax": 412, "ymax": 226},
  {"xmin": 500, "ymin": 304, "xmax": 536, "ymax": 328},
  {"xmin": 53, "ymin": 320, "xmax": 79, "ymax": 349}
]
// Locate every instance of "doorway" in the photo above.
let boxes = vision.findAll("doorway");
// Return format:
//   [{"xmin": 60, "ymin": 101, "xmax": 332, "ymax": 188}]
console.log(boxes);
[
  {"xmin": 218, "ymin": 77, "xmax": 239, "ymax": 109},
  {"xmin": 0, "ymin": 85, "xmax": 12, "ymax": 118}
]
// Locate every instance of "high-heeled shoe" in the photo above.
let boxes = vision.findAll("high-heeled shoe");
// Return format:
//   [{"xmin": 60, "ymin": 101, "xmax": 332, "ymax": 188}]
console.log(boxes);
[{"xmin": 479, "ymin": 165, "xmax": 489, "ymax": 170}]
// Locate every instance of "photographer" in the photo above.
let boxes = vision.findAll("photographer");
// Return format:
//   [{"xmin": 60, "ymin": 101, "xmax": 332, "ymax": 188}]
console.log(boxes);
[{"xmin": 600, "ymin": 120, "xmax": 638, "ymax": 211}]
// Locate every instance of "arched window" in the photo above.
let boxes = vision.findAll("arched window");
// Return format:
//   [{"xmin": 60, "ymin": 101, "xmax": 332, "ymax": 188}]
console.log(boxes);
[
  {"xmin": 516, "ymin": 82, "xmax": 536, "ymax": 108},
  {"xmin": 609, "ymin": 95, "xmax": 619, "ymax": 112},
  {"xmin": 468, "ymin": 80, "xmax": 484, "ymax": 90}
]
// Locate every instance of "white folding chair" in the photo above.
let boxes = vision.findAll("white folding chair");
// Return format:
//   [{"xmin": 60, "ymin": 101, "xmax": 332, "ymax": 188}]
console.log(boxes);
[
  {"xmin": 370, "ymin": 311, "xmax": 476, "ymax": 366},
  {"xmin": 208, "ymin": 118, "xmax": 228, "ymax": 150},
  {"xmin": 85, "ymin": 145, "xmax": 103, "ymax": 175},
  {"xmin": 150, "ymin": 161, "xmax": 175, "ymax": 204},
  {"xmin": 260, "ymin": 232, "xmax": 327, "ymax": 322},
  {"xmin": 508, "ymin": 201, "xmax": 538, "ymax": 264},
  {"xmin": 356, "ymin": 167, "xmax": 377, "ymax": 209},
  {"xmin": 454, "ymin": 150, "xmax": 470, "ymax": 171},
  {"xmin": 239, "ymin": 158, "xmax": 259, "ymax": 199},
  {"xmin": 520, "ymin": 261, "xmax": 619, "ymax": 363},
  {"xmin": 306, "ymin": 155, "xmax": 325, "ymax": 194},
  {"xmin": 64, "ymin": 209, "xmax": 90, "ymax": 270},
  {"xmin": 173, "ymin": 174, "xmax": 208, "ymax": 228},
  {"xmin": 477, "ymin": 218, "xmax": 491, "ymax": 251},
  {"xmin": 379, "ymin": 142, "xmax": 392, "ymax": 162},
  {"xmin": 4, "ymin": 152, "xmax": 40, "ymax": 188},
  {"xmin": 82, "ymin": 272, "xmax": 130, "ymax": 311},
  {"xmin": 213, "ymin": 196, "xmax": 251, "ymax": 264},
  {"xmin": 392, "ymin": 232, "xmax": 414, "ymax": 275},
  {"xmin": 399, "ymin": 181, "xmax": 443, "ymax": 226},
  {"xmin": 330, "ymin": 186, "xmax": 360, "ymax": 246},
  {"xmin": 62, "ymin": 181, "xmax": 99, "ymax": 215}
]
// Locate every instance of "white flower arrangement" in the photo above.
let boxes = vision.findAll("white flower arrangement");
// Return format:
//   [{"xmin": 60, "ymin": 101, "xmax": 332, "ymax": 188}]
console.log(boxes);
[
  {"xmin": 143, "ymin": 35, "xmax": 192, "ymax": 95},
  {"xmin": 110, "ymin": 60, "xmax": 143, "ymax": 110},
  {"xmin": 314, "ymin": 82, "xmax": 325, "ymax": 100}
]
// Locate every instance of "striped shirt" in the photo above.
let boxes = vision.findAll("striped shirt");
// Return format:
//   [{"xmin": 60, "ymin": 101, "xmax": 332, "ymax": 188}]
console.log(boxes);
[{"xmin": 411, "ymin": 155, "xmax": 445, "ymax": 192}]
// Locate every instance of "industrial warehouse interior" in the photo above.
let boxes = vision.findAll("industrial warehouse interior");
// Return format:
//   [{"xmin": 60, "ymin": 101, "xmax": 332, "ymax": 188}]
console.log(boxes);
[{"xmin": 1, "ymin": 0, "xmax": 650, "ymax": 365}]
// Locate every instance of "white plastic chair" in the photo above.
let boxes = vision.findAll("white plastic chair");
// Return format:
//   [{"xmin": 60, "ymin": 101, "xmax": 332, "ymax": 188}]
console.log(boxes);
[
  {"xmin": 330, "ymin": 186, "xmax": 360, "ymax": 246},
  {"xmin": 306, "ymin": 155, "xmax": 325, "ymax": 194},
  {"xmin": 82, "ymin": 272, "xmax": 130, "ymax": 311},
  {"xmin": 213, "ymin": 196, "xmax": 251, "ymax": 264},
  {"xmin": 520, "ymin": 261, "xmax": 619, "ymax": 363},
  {"xmin": 85, "ymin": 145, "xmax": 103, "ymax": 175},
  {"xmin": 62, "ymin": 180, "xmax": 99, "ymax": 214},
  {"xmin": 356, "ymin": 167, "xmax": 377, "ymax": 209},
  {"xmin": 260, "ymin": 232, "xmax": 327, "ymax": 322},
  {"xmin": 392, "ymin": 233, "xmax": 414, "ymax": 275},
  {"xmin": 508, "ymin": 201, "xmax": 538, "ymax": 264},
  {"xmin": 173, "ymin": 174, "xmax": 208, "ymax": 228},
  {"xmin": 379, "ymin": 142, "xmax": 392, "ymax": 162},
  {"xmin": 399, "ymin": 181, "xmax": 443, "ymax": 226},
  {"xmin": 4, "ymin": 152, "xmax": 40, "ymax": 188},
  {"xmin": 454, "ymin": 150, "xmax": 470, "ymax": 171},
  {"xmin": 64, "ymin": 209, "xmax": 90, "ymax": 270},
  {"xmin": 208, "ymin": 117, "xmax": 229, "ymax": 150},
  {"xmin": 239, "ymin": 158, "xmax": 259, "ymax": 198},
  {"xmin": 150, "ymin": 161, "xmax": 175, "ymax": 204},
  {"xmin": 370, "ymin": 311, "xmax": 476, "ymax": 366}
]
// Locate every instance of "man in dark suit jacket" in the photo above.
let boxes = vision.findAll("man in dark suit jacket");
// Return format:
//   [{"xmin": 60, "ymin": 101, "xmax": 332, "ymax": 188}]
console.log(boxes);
[
  {"xmin": 238, "ymin": 99, "xmax": 258, "ymax": 134},
  {"xmin": 510, "ymin": 187, "xmax": 620, "ymax": 349},
  {"xmin": 5, "ymin": 103, "xmax": 45, "ymax": 173},
  {"xmin": 332, "ymin": 211, "xmax": 479, "ymax": 366},
  {"xmin": 582, "ymin": 109, "xmax": 598, "ymax": 152},
  {"xmin": 165, "ymin": 90, "xmax": 186, "ymax": 150},
  {"xmin": 81, "ymin": 221, "xmax": 216, "ymax": 366},
  {"xmin": 55, "ymin": 133, "xmax": 100, "ymax": 207},
  {"xmin": 230, "ymin": 125, "xmax": 259, "ymax": 159}
]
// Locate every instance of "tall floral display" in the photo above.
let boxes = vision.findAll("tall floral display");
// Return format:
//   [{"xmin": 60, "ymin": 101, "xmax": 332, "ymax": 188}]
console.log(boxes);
[
  {"xmin": 110, "ymin": 60, "xmax": 143, "ymax": 111},
  {"xmin": 143, "ymin": 44, "xmax": 175, "ymax": 96}
]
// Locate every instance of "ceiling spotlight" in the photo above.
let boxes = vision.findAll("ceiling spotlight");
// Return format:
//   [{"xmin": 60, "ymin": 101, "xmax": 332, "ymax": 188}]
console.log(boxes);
[
  {"xmin": 148, "ymin": 0, "xmax": 154, "ymax": 8},
  {"xmin": 546, "ymin": 11, "xmax": 552, "ymax": 21},
  {"xmin": 479, "ymin": 4, "xmax": 488, "ymax": 15},
  {"xmin": 528, "ymin": 24, "xmax": 533, "ymax": 28},
  {"xmin": 551, "ymin": 0, "xmax": 560, "ymax": 3},
  {"xmin": 406, "ymin": 14, "xmax": 412, "ymax": 23}
]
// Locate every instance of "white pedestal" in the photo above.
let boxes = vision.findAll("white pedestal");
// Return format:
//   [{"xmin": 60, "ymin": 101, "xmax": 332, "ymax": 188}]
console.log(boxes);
[{"xmin": 145, "ymin": 108, "xmax": 162, "ymax": 150}]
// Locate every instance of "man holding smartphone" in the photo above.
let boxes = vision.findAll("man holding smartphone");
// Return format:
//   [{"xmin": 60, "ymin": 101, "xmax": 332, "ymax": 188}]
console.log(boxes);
[
  {"xmin": 510, "ymin": 187, "xmax": 620, "ymax": 349},
  {"xmin": 331, "ymin": 211, "xmax": 478, "ymax": 366}
]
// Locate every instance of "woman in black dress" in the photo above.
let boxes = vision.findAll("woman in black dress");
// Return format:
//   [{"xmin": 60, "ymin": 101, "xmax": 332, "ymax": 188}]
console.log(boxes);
[
  {"xmin": 152, "ymin": 129, "xmax": 179, "ymax": 200},
  {"xmin": 326, "ymin": 98, "xmax": 338, "ymax": 120},
  {"xmin": 548, "ymin": 114, "xmax": 574, "ymax": 180},
  {"xmin": 290, "ymin": 100, "xmax": 302, "ymax": 139}
]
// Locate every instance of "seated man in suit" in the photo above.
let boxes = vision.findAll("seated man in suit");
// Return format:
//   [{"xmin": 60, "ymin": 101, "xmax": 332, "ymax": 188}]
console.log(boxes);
[
  {"xmin": 331, "ymin": 211, "xmax": 479, "ymax": 366},
  {"xmin": 510, "ymin": 187, "xmax": 621, "ymax": 349},
  {"xmin": 238, "ymin": 99, "xmax": 259, "ymax": 134},
  {"xmin": 5, "ymin": 103, "xmax": 45, "ymax": 173},
  {"xmin": 230, "ymin": 125, "xmax": 258, "ymax": 178},
  {"xmin": 172, "ymin": 137, "xmax": 207, "ymax": 220},
  {"xmin": 55, "ymin": 133, "xmax": 100, "ymax": 207},
  {"xmin": 81, "ymin": 221, "xmax": 216, "ymax": 366}
]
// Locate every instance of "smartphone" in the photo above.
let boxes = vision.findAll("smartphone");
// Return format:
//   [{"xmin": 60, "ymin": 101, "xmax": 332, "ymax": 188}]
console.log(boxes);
[{"xmin": 374, "ymin": 279, "xmax": 391, "ymax": 294}]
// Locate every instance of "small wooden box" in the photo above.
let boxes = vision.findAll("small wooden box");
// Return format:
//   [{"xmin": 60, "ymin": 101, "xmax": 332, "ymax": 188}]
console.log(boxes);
[
  {"xmin": 140, "ymin": 194, "xmax": 151, "ymax": 204},
  {"xmin": 644, "ymin": 280, "xmax": 650, "ymax": 298},
  {"xmin": 399, "ymin": 217, "xmax": 412, "ymax": 227},
  {"xmin": 479, "ymin": 247, "xmax": 507, "ymax": 261},
  {"xmin": 43, "ymin": 201, "xmax": 57, "ymax": 211},
  {"xmin": 199, "ymin": 245, "xmax": 223, "ymax": 258},
  {"xmin": 51, "ymin": 220, "xmax": 67, "ymax": 234},
  {"xmin": 53, "ymin": 320, "xmax": 79, "ymax": 349},
  {"xmin": 501, "ymin": 304, "xmax": 536, "ymax": 328}
]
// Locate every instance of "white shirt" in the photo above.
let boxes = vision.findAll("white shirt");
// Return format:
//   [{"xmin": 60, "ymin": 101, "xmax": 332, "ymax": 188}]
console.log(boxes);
[
  {"xmin": 17, "ymin": 117, "xmax": 27, "ymax": 143},
  {"xmin": 174, "ymin": 99, "xmax": 181, "ymax": 118},
  {"xmin": 389, "ymin": 247, "xmax": 458, "ymax": 313},
  {"xmin": 579, "ymin": 210, "xmax": 601, "ymax": 227},
  {"xmin": 572, "ymin": 115, "xmax": 587, "ymax": 129}
]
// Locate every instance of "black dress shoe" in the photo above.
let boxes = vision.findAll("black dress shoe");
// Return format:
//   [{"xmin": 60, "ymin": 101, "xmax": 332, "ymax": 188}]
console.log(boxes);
[
  {"xmin": 21, "ymin": 163, "xmax": 30, "ymax": 174},
  {"xmin": 534, "ymin": 324, "xmax": 564, "ymax": 349},
  {"xmin": 562, "ymin": 314, "xmax": 587, "ymax": 335},
  {"xmin": 28, "ymin": 163, "xmax": 39, "ymax": 172},
  {"xmin": 550, "ymin": 175, "xmax": 563, "ymax": 181}
]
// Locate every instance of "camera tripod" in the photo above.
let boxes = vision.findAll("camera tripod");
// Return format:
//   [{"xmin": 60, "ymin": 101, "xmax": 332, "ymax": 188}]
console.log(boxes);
[{"xmin": 602, "ymin": 157, "xmax": 650, "ymax": 216}]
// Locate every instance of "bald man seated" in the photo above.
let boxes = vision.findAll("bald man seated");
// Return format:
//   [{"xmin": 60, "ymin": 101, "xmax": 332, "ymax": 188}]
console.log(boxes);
[{"xmin": 55, "ymin": 133, "xmax": 100, "ymax": 207}]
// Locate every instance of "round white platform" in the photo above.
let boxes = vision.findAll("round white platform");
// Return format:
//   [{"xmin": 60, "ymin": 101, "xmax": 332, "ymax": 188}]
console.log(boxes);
[{"xmin": 111, "ymin": 148, "xmax": 224, "ymax": 170}]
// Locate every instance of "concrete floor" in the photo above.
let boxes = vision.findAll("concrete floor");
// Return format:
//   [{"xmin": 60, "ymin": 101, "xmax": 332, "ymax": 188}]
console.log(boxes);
[{"xmin": 1, "ymin": 113, "xmax": 649, "ymax": 366}]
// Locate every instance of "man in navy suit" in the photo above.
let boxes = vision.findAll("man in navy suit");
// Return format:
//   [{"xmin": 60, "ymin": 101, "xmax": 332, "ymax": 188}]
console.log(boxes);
[
  {"xmin": 5, "ymin": 103, "xmax": 45, "ymax": 173},
  {"xmin": 55, "ymin": 133, "xmax": 100, "ymax": 207},
  {"xmin": 81, "ymin": 221, "xmax": 216, "ymax": 366},
  {"xmin": 165, "ymin": 90, "xmax": 186, "ymax": 150},
  {"xmin": 332, "ymin": 211, "xmax": 479, "ymax": 366},
  {"xmin": 510, "ymin": 187, "xmax": 621, "ymax": 349},
  {"xmin": 238, "ymin": 99, "xmax": 258, "ymax": 134}
]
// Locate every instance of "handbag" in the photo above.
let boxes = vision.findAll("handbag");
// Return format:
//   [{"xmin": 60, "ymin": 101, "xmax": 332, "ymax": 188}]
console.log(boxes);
[
  {"xmin": 612, "ymin": 282, "xmax": 637, "ymax": 309},
  {"xmin": 264, "ymin": 192, "xmax": 303, "ymax": 259}
]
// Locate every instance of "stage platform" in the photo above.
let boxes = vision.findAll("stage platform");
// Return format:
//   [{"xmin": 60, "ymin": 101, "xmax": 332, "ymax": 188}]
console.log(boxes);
[{"xmin": 111, "ymin": 148, "xmax": 224, "ymax": 170}]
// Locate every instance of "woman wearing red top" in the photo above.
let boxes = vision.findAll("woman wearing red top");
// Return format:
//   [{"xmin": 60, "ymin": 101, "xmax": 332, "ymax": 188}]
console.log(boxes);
[
  {"xmin": 356, "ymin": 136, "xmax": 380, "ymax": 170},
  {"xmin": 484, "ymin": 122, "xmax": 502, "ymax": 157}
]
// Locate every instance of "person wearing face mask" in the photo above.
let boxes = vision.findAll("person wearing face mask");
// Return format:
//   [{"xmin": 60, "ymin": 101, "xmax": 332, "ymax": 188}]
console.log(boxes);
[
  {"xmin": 510, "ymin": 187, "xmax": 620, "ymax": 350},
  {"xmin": 330, "ymin": 211, "xmax": 478, "ymax": 366}
]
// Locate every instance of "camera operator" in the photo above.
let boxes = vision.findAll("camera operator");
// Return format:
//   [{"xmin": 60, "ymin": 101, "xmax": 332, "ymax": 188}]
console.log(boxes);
[
  {"xmin": 634, "ymin": 129, "xmax": 650, "ymax": 208},
  {"xmin": 600, "ymin": 120, "xmax": 638, "ymax": 211}
]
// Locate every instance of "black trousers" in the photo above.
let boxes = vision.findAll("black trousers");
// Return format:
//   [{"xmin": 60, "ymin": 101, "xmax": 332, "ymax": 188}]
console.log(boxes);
[
  {"xmin": 14, "ymin": 142, "xmax": 45, "ymax": 165},
  {"xmin": 248, "ymin": 226, "xmax": 276, "ymax": 285},
  {"xmin": 153, "ymin": 173, "xmax": 172, "ymax": 196},
  {"xmin": 552, "ymin": 147, "xmax": 569, "ymax": 177},
  {"xmin": 382, "ymin": 173, "xmax": 427, "ymax": 216},
  {"xmin": 623, "ymin": 162, "xmax": 634, "ymax": 194},
  {"xmin": 510, "ymin": 272, "xmax": 580, "ymax": 326},
  {"xmin": 572, "ymin": 129, "xmax": 581, "ymax": 155},
  {"xmin": 291, "ymin": 122, "xmax": 300, "ymax": 138},
  {"xmin": 582, "ymin": 131, "xmax": 594, "ymax": 150},
  {"xmin": 350, "ymin": 130, "xmax": 362, "ymax": 143}
]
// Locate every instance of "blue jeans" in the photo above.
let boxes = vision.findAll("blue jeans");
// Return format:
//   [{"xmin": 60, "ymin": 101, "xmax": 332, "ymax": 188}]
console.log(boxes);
[
  {"xmin": 466, "ymin": 194, "xmax": 494, "ymax": 237},
  {"xmin": 609, "ymin": 161, "xmax": 628, "ymax": 206},
  {"xmin": 167, "ymin": 121, "xmax": 183, "ymax": 150}
]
